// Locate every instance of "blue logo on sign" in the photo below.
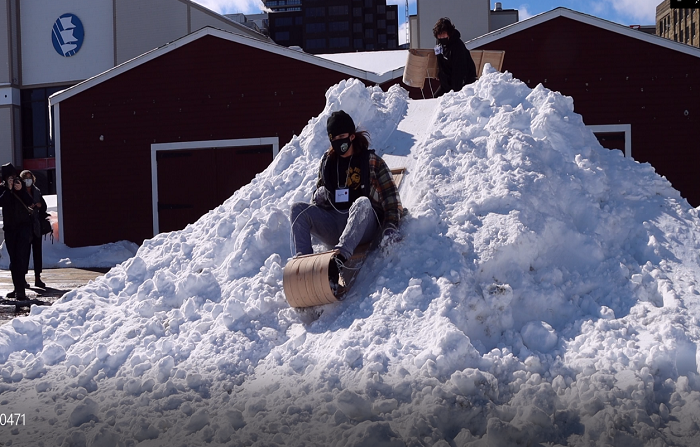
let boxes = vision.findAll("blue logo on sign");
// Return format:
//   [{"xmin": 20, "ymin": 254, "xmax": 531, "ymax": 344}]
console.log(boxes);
[{"xmin": 52, "ymin": 13, "xmax": 84, "ymax": 57}]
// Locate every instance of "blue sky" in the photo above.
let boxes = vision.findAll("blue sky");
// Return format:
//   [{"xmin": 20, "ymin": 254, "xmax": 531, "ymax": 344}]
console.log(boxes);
[{"xmin": 194, "ymin": 0, "xmax": 660, "ymax": 43}]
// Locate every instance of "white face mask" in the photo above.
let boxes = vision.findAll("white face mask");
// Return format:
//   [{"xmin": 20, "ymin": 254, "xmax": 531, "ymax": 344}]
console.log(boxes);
[{"xmin": 24, "ymin": 178, "xmax": 33, "ymax": 187}]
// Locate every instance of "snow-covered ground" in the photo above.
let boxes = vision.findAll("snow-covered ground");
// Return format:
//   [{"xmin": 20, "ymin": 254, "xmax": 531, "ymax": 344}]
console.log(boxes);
[{"xmin": 3, "ymin": 68, "xmax": 700, "ymax": 446}]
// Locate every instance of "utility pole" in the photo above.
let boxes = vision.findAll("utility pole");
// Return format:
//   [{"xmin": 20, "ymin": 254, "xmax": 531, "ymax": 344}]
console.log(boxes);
[{"xmin": 405, "ymin": 0, "xmax": 409, "ymax": 45}]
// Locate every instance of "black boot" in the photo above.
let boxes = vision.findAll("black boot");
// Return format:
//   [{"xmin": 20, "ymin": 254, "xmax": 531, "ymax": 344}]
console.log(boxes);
[
  {"xmin": 7, "ymin": 290, "xmax": 27, "ymax": 301},
  {"xmin": 329, "ymin": 253, "xmax": 347, "ymax": 295},
  {"xmin": 35, "ymin": 276, "xmax": 46, "ymax": 288}
]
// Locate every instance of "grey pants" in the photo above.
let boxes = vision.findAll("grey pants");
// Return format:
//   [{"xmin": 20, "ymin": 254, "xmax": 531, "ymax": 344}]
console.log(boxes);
[{"xmin": 290, "ymin": 196, "xmax": 379, "ymax": 260}]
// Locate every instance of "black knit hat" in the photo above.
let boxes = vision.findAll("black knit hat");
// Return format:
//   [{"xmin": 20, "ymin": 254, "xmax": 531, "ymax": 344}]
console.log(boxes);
[{"xmin": 326, "ymin": 110, "xmax": 355, "ymax": 140}]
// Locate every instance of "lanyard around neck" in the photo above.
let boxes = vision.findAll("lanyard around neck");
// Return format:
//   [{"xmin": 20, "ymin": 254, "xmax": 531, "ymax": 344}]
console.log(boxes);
[{"xmin": 336, "ymin": 154, "xmax": 353, "ymax": 189}]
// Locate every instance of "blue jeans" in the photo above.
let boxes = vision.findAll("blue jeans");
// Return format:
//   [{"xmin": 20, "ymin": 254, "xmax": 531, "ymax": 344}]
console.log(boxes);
[{"xmin": 290, "ymin": 197, "xmax": 379, "ymax": 260}]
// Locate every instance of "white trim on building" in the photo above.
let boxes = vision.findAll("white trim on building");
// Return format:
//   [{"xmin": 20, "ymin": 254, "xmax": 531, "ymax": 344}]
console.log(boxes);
[
  {"xmin": 149, "ymin": 137, "xmax": 280, "ymax": 235},
  {"xmin": 587, "ymin": 124, "xmax": 632, "ymax": 159},
  {"xmin": 52, "ymin": 103, "xmax": 64, "ymax": 243}
]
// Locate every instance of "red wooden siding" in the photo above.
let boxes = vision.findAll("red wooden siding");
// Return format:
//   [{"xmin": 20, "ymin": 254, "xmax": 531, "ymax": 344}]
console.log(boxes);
[
  {"xmin": 59, "ymin": 35, "xmax": 373, "ymax": 246},
  {"xmin": 475, "ymin": 17, "xmax": 700, "ymax": 205},
  {"xmin": 156, "ymin": 145, "xmax": 273, "ymax": 233}
]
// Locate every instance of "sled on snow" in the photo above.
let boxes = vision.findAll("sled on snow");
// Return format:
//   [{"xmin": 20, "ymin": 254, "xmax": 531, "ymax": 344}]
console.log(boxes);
[
  {"xmin": 283, "ymin": 244, "xmax": 371, "ymax": 308},
  {"xmin": 283, "ymin": 166, "xmax": 407, "ymax": 311}
]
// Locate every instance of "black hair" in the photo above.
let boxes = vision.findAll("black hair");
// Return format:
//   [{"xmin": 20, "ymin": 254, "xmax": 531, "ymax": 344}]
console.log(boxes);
[{"xmin": 433, "ymin": 17, "xmax": 455, "ymax": 38}]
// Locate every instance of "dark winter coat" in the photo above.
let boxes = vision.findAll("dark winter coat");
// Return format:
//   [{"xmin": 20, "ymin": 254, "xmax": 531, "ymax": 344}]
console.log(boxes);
[
  {"xmin": 28, "ymin": 185, "xmax": 49, "ymax": 238},
  {"xmin": 435, "ymin": 29, "xmax": 477, "ymax": 97},
  {"xmin": 316, "ymin": 149, "xmax": 403, "ymax": 230},
  {"xmin": 29, "ymin": 186, "xmax": 47, "ymax": 214},
  {"xmin": 0, "ymin": 183, "xmax": 34, "ymax": 231}
]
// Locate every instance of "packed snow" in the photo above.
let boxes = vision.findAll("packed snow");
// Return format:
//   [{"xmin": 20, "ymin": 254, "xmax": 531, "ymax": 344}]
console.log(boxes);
[{"xmin": 3, "ymin": 68, "xmax": 700, "ymax": 446}]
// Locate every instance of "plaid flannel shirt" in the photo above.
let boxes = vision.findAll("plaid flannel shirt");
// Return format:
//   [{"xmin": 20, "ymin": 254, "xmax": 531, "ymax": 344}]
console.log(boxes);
[
  {"xmin": 316, "ymin": 150, "xmax": 403, "ymax": 229},
  {"xmin": 367, "ymin": 152, "xmax": 402, "ymax": 229}
]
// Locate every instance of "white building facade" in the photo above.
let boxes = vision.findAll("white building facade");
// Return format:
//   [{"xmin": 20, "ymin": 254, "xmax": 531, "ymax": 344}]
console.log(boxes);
[
  {"xmin": 413, "ymin": 0, "xmax": 490, "ymax": 49},
  {"xmin": 410, "ymin": 0, "xmax": 518, "ymax": 49}
]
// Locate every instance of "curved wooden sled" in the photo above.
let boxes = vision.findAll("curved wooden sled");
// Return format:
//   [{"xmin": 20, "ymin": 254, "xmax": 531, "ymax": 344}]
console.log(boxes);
[{"xmin": 283, "ymin": 251, "xmax": 338, "ymax": 308}]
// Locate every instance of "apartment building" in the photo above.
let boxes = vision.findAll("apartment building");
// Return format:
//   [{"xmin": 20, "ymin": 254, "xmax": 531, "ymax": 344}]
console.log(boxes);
[
  {"xmin": 265, "ymin": 0, "xmax": 399, "ymax": 54},
  {"xmin": 656, "ymin": 0, "xmax": 699, "ymax": 48}
]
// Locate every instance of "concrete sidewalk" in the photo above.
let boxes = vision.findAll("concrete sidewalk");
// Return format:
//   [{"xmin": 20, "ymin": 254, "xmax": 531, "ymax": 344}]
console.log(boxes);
[{"xmin": 0, "ymin": 267, "xmax": 109, "ymax": 326}]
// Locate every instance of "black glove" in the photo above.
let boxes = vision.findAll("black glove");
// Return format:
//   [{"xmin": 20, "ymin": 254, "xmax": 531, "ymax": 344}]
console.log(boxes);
[{"xmin": 313, "ymin": 186, "xmax": 331, "ymax": 208}]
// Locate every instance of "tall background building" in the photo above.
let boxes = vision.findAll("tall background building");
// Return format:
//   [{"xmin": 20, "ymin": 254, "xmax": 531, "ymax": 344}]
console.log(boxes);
[
  {"xmin": 263, "ymin": 0, "xmax": 302, "ymax": 12},
  {"xmin": 265, "ymin": 0, "xmax": 399, "ymax": 53},
  {"xmin": 656, "ymin": 0, "xmax": 699, "ymax": 48}
]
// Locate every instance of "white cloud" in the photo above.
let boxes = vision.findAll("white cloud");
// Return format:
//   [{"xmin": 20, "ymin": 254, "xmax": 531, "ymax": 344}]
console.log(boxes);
[
  {"xmin": 518, "ymin": 4, "xmax": 532, "ymax": 20},
  {"xmin": 604, "ymin": 0, "xmax": 657, "ymax": 24},
  {"xmin": 590, "ymin": 1, "xmax": 607, "ymax": 15},
  {"xmin": 191, "ymin": 0, "xmax": 264, "ymax": 15}
]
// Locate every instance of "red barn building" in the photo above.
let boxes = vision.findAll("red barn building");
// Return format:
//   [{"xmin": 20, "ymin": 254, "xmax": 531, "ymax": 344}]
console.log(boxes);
[
  {"xmin": 467, "ymin": 8, "xmax": 700, "ymax": 206},
  {"xmin": 49, "ymin": 27, "xmax": 405, "ymax": 247}
]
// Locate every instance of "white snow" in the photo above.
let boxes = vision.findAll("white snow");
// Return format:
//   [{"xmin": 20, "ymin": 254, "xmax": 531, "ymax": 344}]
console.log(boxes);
[
  {"xmin": 317, "ymin": 50, "xmax": 408, "ymax": 76},
  {"xmin": 3, "ymin": 68, "xmax": 700, "ymax": 446}
]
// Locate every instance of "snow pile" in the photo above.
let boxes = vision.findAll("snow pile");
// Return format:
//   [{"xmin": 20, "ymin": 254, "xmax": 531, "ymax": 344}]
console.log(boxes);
[{"xmin": 3, "ymin": 71, "xmax": 700, "ymax": 446}]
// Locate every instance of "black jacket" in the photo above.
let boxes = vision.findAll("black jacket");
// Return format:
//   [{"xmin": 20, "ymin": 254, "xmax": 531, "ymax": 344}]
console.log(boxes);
[
  {"xmin": 29, "ymin": 185, "xmax": 48, "ymax": 217},
  {"xmin": 29, "ymin": 185, "xmax": 49, "ymax": 236},
  {"xmin": 0, "ymin": 183, "xmax": 34, "ymax": 231},
  {"xmin": 436, "ymin": 29, "xmax": 477, "ymax": 97}
]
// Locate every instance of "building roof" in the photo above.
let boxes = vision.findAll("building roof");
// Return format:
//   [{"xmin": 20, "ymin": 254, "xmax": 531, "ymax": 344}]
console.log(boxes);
[
  {"xmin": 466, "ymin": 7, "xmax": 700, "ymax": 59},
  {"xmin": 49, "ymin": 27, "xmax": 406, "ymax": 106},
  {"xmin": 317, "ymin": 50, "xmax": 408, "ymax": 76}
]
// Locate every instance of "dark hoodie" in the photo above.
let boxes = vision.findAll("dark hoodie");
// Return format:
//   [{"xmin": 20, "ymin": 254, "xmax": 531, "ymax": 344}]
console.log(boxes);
[{"xmin": 435, "ymin": 29, "xmax": 477, "ymax": 97}]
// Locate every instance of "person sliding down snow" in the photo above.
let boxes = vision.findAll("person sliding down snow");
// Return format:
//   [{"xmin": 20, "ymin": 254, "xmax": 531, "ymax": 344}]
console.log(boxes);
[{"xmin": 290, "ymin": 110, "xmax": 403, "ymax": 288}]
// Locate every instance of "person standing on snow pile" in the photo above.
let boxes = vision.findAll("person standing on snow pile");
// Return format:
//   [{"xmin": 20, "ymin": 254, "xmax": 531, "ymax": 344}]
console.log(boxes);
[
  {"xmin": 20, "ymin": 170, "xmax": 48, "ymax": 288},
  {"xmin": 433, "ymin": 17, "xmax": 477, "ymax": 98},
  {"xmin": 290, "ymin": 110, "xmax": 403, "ymax": 288},
  {"xmin": 0, "ymin": 163, "xmax": 36, "ymax": 300}
]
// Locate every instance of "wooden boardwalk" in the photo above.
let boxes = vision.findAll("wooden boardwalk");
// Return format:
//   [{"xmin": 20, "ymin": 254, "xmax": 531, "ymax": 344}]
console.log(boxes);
[{"xmin": 0, "ymin": 268, "xmax": 109, "ymax": 326}]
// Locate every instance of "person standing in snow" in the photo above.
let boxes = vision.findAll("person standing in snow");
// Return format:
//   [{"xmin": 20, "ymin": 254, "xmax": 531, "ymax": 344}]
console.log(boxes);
[
  {"xmin": 0, "ymin": 163, "xmax": 35, "ymax": 300},
  {"xmin": 20, "ymin": 170, "xmax": 48, "ymax": 288},
  {"xmin": 290, "ymin": 110, "xmax": 403, "ymax": 286},
  {"xmin": 433, "ymin": 17, "xmax": 477, "ymax": 97}
]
